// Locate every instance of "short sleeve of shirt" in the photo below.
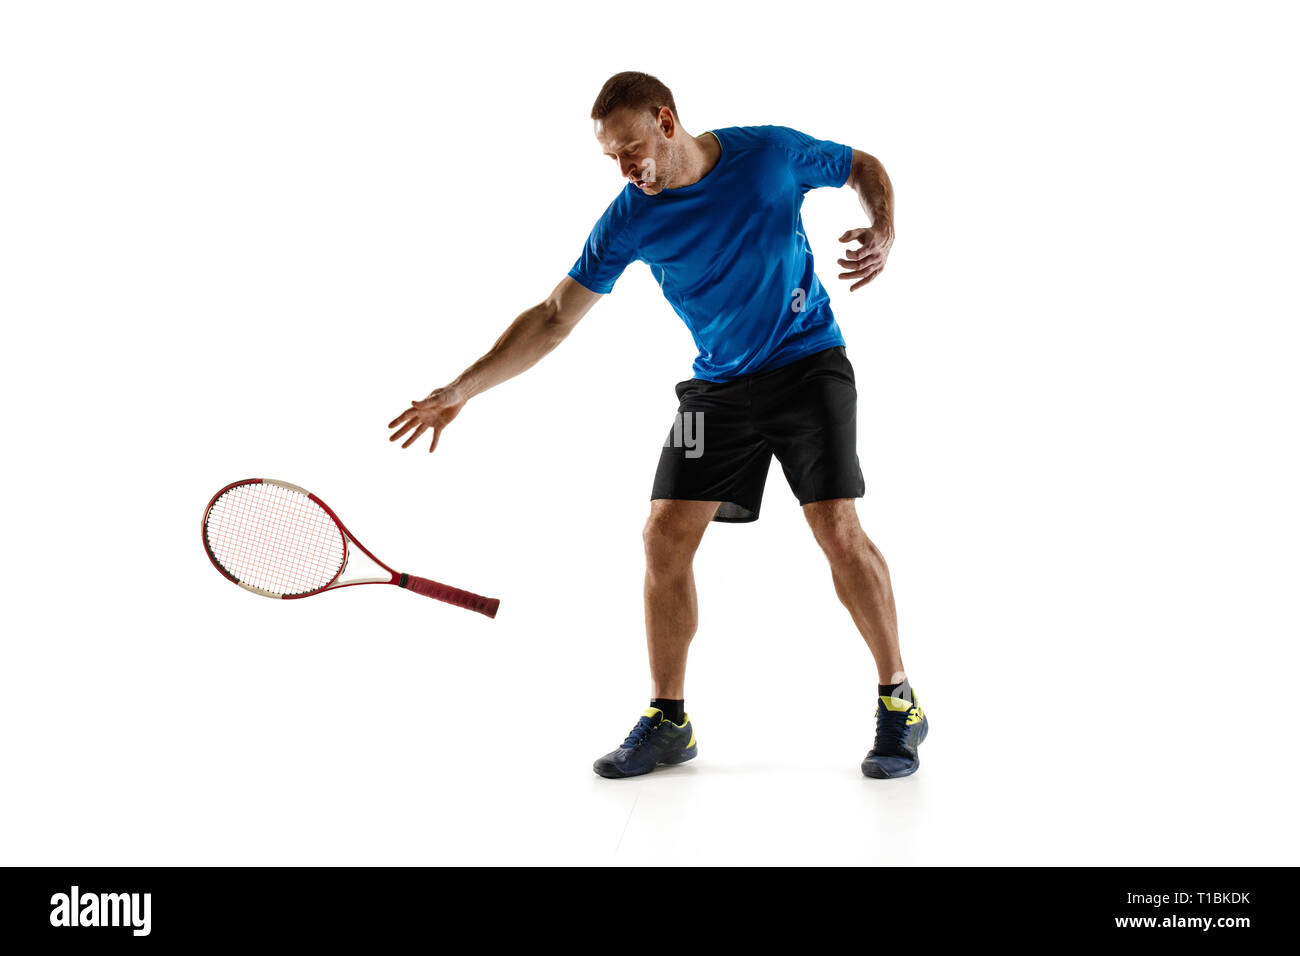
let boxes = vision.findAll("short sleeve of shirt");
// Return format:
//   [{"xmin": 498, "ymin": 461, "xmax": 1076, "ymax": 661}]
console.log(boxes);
[
  {"xmin": 568, "ymin": 193, "xmax": 640, "ymax": 294},
  {"xmin": 762, "ymin": 125, "xmax": 854, "ymax": 193}
]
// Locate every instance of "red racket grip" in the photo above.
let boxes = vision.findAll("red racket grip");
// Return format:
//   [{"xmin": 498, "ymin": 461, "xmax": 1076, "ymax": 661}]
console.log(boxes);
[{"xmin": 399, "ymin": 574, "xmax": 500, "ymax": 618}]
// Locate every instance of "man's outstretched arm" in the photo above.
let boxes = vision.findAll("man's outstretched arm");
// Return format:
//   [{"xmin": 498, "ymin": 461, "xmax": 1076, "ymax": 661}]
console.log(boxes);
[
  {"xmin": 388, "ymin": 275, "xmax": 602, "ymax": 452},
  {"xmin": 838, "ymin": 149, "xmax": 895, "ymax": 290}
]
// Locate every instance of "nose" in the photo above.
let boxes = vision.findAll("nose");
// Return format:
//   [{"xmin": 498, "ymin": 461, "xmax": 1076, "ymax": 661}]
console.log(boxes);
[{"xmin": 621, "ymin": 160, "xmax": 640, "ymax": 181}]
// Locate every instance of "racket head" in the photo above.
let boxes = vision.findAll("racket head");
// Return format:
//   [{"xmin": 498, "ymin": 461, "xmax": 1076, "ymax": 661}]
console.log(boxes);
[{"xmin": 202, "ymin": 478, "xmax": 349, "ymax": 599}]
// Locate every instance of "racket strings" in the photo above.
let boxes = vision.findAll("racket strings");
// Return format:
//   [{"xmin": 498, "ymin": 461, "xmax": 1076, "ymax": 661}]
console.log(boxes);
[{"xmin": 205, "ymin": 483, "xmax": 346, "ymax": 596}]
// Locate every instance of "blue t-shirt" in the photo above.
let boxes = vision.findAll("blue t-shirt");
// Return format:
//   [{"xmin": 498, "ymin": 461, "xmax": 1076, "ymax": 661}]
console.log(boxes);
[{"xmin": 568, "ymin": 125, "xmax": 854, "ymax": 382}]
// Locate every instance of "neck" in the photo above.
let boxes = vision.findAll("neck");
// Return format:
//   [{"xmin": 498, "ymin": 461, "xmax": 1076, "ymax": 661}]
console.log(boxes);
[{"xmin": 670, "ymin": 130, "xmax": 721, "ymax": 188}]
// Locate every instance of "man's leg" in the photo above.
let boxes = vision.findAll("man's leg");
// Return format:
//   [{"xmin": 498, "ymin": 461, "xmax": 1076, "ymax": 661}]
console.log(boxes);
[
  {"xmin": 805, "ymin": 497, "xmax": 929, "ymax": 778},
  {"xmin": 643, "ymin": 498, "xmax": 720, "ymax": 698},
  {"xmin": 592, "ymin": 498, "xmax": 717, "ymax": 779},
  {"xmin": 802, "ymin": 497, "xmax": 904, "ymax": 685}
]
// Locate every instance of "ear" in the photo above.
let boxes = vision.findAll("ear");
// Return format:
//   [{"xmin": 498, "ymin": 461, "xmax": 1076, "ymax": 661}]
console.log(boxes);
[{"xmin": 657, "ymin": 105, "xmax": 676, "ymax": 138}]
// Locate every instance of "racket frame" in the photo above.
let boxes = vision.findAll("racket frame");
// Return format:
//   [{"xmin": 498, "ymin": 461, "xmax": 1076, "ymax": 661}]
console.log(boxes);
[{"xmin": 202, "ymin": 478, "xmax": 404, "ymax": 600}]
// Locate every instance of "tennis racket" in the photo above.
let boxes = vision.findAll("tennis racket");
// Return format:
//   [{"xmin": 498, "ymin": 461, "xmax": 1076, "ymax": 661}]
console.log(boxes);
[{"xmin": 202, "ymin": 478, "xmax": 500, "ymax": 617}]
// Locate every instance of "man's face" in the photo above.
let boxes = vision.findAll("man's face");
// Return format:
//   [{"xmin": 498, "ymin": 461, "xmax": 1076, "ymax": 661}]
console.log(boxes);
[{"xmin": 595, "ymin": 106, "xmax": 675, "ymax": 195}]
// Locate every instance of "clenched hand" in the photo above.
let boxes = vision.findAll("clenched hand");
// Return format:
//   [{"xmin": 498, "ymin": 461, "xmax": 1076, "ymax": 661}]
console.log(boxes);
[{"xmin": 837, "ymin": 225, "xmax": 893, "ymax": 290}]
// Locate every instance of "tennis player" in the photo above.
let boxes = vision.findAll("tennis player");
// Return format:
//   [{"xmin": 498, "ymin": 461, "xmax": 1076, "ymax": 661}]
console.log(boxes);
[{"xmin": 389, "ymin": 72, "xmax": 928, "ymax": 779}]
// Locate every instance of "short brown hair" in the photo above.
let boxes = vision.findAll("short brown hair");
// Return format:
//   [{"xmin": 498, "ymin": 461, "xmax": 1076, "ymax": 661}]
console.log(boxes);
[{"xmin": 590, "ymin": 71, "xmax": 678, "ymax": 124}]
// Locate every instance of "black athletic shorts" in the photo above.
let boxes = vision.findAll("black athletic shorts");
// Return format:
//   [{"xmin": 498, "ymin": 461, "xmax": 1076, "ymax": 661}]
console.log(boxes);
[{"xmin": 651, "ymin": 346, "xmax": 866, "ymax": 522}]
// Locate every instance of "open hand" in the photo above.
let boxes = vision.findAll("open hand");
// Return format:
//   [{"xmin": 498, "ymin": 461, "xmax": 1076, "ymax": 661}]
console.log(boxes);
[
  {"xmin": 837, "ymin": 225, "xmax": 893, "ymax": 290},
  {"xmin": 387, "ymin": 385, "xmax": 467, "ymax": 452}
]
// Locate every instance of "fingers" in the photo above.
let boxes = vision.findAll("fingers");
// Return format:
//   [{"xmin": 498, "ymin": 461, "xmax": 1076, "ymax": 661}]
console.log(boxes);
[
  {"xmin": 839, "ymin": 228, "xmax": 868, "ymax": 243},
  {"xmin": 838, "ymin": 261, "xmax": 882, "ymax": 280},
  {"xmin": 848, "ymin": 265, "xmax": 884, "ymax": 290},
  {"xmin": 401, "ymin": 422, "xmax": 429, "ymax": 449},
  {"xmin": 837, "ymin": 259, "xmax": 883, "ymax": 282},
  {"xmin": 837, "ymin": 254, "xmax": 882, "ymax": 270},
  {"xmin": 389, "ymin": 398, "xmax": 453, "ymax": 451},
  {"xmin": 389, "ymin": 411, "xmax": 444, "ymax": 451},
  {"xmin": 837, "ymin": 254, "xmax": 885, "ymax": 289},
  {"xmin": 841, "ymin": 239, "xmax": 884, "ymax": 261},
  {"xmin": 389, "ymin": 415, "xmax": 420, "ymax": 442}
]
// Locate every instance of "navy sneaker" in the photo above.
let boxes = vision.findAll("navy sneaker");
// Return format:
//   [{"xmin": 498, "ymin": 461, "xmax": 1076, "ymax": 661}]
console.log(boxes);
[
  {"xmin": 593, "ymin": 708, "xmax": 698, "ymax": 778},
  {"xmin": 861, "ymin": 691, "xmax": 929, "ymax": 779}
]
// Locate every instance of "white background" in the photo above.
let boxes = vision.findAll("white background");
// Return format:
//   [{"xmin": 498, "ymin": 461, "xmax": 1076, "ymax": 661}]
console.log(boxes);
[{"xmin": 2, "ymin": 1, "xmax": 1296, "ymax": 865}]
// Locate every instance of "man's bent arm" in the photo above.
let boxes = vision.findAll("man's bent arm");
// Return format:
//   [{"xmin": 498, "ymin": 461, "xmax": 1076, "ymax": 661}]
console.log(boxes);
[
  {"xmin": 837, "ymin": 150, "xmax": 895, "ymax": 291},
  {"xmin": 847, "ymin": 149, "xmax": 894, "ymax": 236}
]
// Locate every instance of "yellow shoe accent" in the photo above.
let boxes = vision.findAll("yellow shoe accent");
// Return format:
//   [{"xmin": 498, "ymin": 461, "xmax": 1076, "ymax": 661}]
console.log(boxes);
[
  {"xmin": 642, "ymin": 707, "xmax": 664, "ymax": 719},
  {"xmin": 882, "ymin": 691, "xmax": 925, "ymax": 724}
]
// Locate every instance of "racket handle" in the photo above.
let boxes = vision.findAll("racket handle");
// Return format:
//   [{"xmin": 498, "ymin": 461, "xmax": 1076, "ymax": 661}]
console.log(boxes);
[{"xmin": 400, "ymin": 574, "xmax": 500, "ymax": 618}]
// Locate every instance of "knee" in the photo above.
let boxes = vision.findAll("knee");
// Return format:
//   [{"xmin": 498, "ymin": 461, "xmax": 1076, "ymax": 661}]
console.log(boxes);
[
  {"xmin": 643, "ymin": 514, "xmax": 700, "ymax": 575},
  {"xmin": 812, "ymin": 517, "xmax": 873, "ymax": 569}
]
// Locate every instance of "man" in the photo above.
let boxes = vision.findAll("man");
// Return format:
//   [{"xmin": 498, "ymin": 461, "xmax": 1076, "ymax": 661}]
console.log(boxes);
[{"xmin": 388, "ymin": 72, "xmax": 928, "ymax": 780}]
